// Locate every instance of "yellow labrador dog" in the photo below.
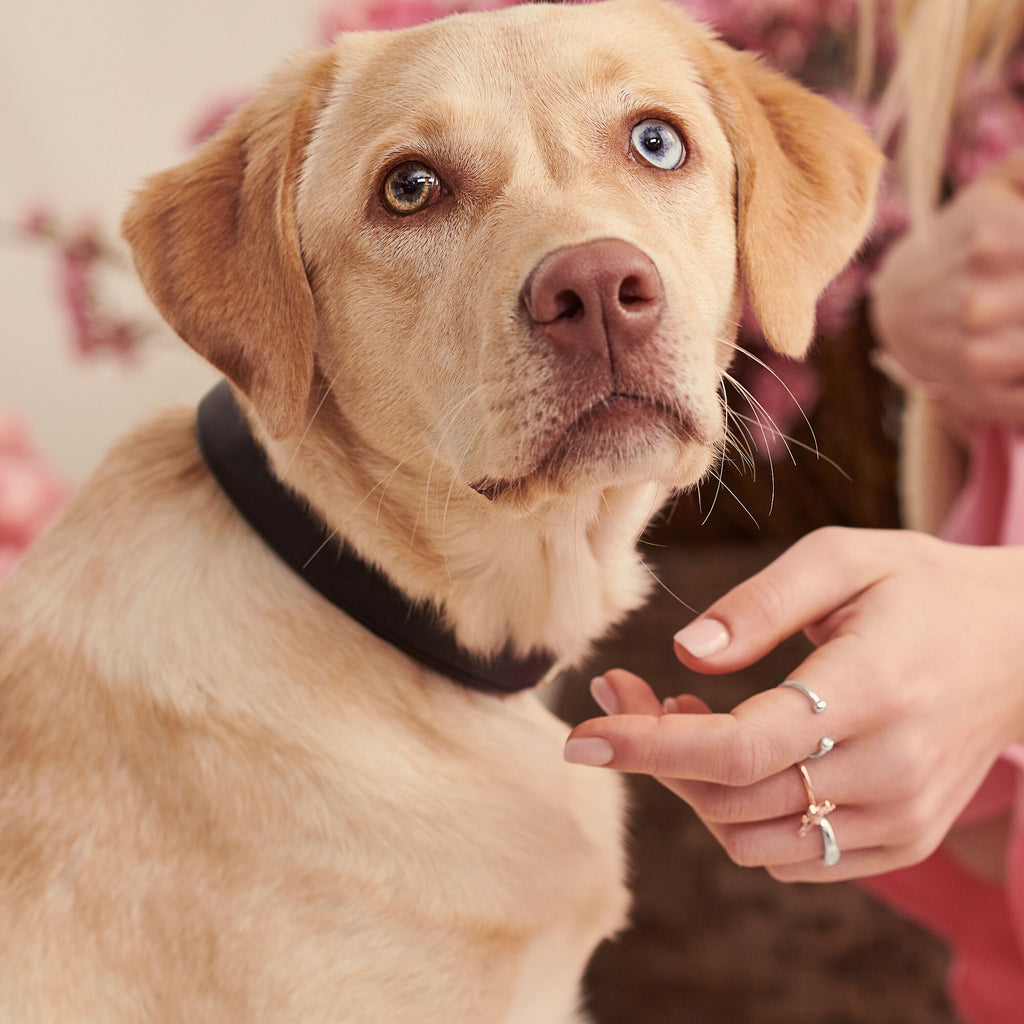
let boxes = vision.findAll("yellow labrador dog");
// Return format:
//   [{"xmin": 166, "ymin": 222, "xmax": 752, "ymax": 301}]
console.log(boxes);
[{"xmin": 0, "ymin": 1, "xmax": 880, "ymax": 1020}]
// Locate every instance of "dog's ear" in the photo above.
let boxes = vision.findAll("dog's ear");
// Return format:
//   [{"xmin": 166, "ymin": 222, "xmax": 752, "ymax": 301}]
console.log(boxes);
[
  {"xmin": 123, "ymin": 51, "xmax": 336, "ymax": 439},
  {"xmin": 699, "ymin": 39, "xmax": 883, "ymax": 357}
]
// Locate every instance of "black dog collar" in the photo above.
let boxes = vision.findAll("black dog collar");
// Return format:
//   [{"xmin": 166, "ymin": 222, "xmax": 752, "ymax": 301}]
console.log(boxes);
[{"xmin": 195, "ymin": 380, "xmax": 556, "ymax": 694}]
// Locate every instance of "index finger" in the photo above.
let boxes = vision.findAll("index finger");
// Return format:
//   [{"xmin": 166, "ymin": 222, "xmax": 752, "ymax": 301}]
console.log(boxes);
[{"xmin": 565, "ymin": 682, "xmax": 846, "ymax": 784}]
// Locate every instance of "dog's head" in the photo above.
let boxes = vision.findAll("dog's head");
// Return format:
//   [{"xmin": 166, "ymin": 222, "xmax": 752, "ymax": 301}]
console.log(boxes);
[{"xmin": 125, "ymin": 0, "xmax": 881, "ymax": 511}]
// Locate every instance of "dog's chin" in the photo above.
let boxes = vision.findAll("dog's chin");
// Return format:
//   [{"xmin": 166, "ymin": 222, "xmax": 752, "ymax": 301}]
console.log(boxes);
[{"xmin": 470, "ymin": 394, "xmax": 716, "ymax": 503}]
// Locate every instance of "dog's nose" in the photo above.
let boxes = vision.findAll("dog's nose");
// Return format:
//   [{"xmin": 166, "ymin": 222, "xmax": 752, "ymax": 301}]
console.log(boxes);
[{"xmin": 523, "ymin": 239, "xmax": 664, "ymax": 359}]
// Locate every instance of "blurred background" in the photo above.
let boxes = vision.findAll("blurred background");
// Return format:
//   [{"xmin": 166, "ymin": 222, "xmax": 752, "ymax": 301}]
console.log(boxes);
[{"xmin": 2, "ymin": 0, "xmax": 983, "ymax": 1019}]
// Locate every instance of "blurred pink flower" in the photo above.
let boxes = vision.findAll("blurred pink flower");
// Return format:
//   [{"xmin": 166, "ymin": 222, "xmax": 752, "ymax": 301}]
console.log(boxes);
[
  {"xmin": 186, "ymin": 91, "xmax": 253, "ymax": 148},
  {"xmin": 0, "ymin": 410, "xmax": 70, "ymax": 580},
  {"xmin": 17, "ymin": 205, "xmax": 57, "ymax": 239},
  {"xmin": 947, "ymin": 69, "xmax": 1024, "ymax": 188},
  {"xmin": 58, "ymin": 223, "xmax": 143, "ymax": 361},
  {"xmin": 319, "ymin": 0, "xmax": 521, "ymax": 43},
  {"xmin": 17, "ymin": 208, "xmax": 145, "ymax": 362},
  {"xmin": 679, "ymin": 0, "xmax": 861, "ymax": 74}
]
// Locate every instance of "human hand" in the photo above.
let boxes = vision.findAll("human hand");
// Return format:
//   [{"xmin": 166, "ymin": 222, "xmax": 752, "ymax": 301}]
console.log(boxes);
[
  {"xmin": 564, "ymin": 527, "xmax": 1024, "ymax": 882},
  {"xmin": 870, "ymin": 149, "xmax": 1024, "ymax": 427}
]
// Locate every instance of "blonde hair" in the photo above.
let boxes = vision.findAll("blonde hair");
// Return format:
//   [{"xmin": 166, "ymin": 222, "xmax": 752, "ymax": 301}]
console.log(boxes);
[{"xmin": 872, "ymin": 0, "xmax": 1024, "ymax": 221}]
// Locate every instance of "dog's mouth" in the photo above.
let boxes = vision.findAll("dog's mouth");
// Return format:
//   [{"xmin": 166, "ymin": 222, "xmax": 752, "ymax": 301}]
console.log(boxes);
[{"xmin": 470, "ymin": 392, "xmax": 701, "ymax": 500}]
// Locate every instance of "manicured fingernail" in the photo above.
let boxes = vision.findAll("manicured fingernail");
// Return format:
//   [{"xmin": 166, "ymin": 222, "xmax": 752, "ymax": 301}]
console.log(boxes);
[
  {"xmin": 590, "ymin": 676, "xmax": 619, "ymax": 715},
  {"xmin": 674, "ymin": 618, "xmax": 730, "ymax": 658},
  {"xmin": 564, "ymin": 737, "xmax": 615, "ymax": 766},
  {"xmin": 663, "ymin": 696, "xmax": 679, "ymax": 714}
]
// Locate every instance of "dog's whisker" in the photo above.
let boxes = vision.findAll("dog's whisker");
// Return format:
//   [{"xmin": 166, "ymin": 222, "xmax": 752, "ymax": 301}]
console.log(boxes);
[
  {"xmin": 720, "ymin": 338, "xmax": 820, "ymax": 459},
  {"xmin": 728, "ymin": 409, "xmax": 853, "ymax": 481},
  {"xmin": 699, "ymin": 445, "xmax": 728, "ymax": 526},
  {"xmin": 283, "ymin": 354, "xmax": 348, "ymax": 475},
  {"xmin": 639, "ymin": 559, "xmax": 699, "ymax": 615},
  {"xmin": 300, "ymin": 457, "xmax": 413, "ymax": 570},
  {"xmin": 642, "ymin": 490, "xmax": 682, "ymax": 540},
  {"xmin": 373, "ymin": 459, "xmax": 410, "ymax": 526},
  {"xmin": 721, "ymin": 421, "xmax": 754, "ymax": 473},
  {"xmin": 721, "ymin": 390, "xmax": 757, "ymax": 474},
  {"xmin": 429, "ymin": 402, "xmax": 493, "ymax": 577},
  {"xmin": 718, "ymin": 476, "xmax": 762, "ymax": 528},
  {"xmin": 695, "ymin": 421, "xmax": 762, "ymax": 530},
  {"xmin": 719, "ymin": 372, "xmax": 778, "ymax": 515},
  {"xmin": 719, "ymin": 367, "xmax": 794, "ymax": 468},
  {"xmin": 424, "ymin": 380, "xmax": 493, "ymax": 517}
]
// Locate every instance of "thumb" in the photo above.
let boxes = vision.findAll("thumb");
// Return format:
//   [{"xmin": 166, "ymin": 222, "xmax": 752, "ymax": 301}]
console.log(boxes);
[{"xmin": 671, "ymin": 527, "xmax": 887, "ymax": 674}]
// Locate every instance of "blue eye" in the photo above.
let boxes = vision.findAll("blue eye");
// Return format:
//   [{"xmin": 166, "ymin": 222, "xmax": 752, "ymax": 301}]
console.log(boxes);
[{"xmin": 630, "ymin": 119, "xmax": 685, "ymax": 170}]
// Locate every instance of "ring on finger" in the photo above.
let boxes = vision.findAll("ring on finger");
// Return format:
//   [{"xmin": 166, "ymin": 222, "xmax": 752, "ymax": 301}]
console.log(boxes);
[
  {"xmin": 778, "ymin": 679, "xmax": 827, "ymax": 714},
  {"xmin": 779, "ymin": 680, "xmax": 834, "ymax": 760},
  {"xmin": 796, "ymin": 762, "xmax": 841, "ymax": 866},
  {"xmin": 818, "ymin": 817, "xmax": 842, "ymax": 867},
  {"xmin": 806, "ymin": 736, "xmax": 835, "ymax": 760}
]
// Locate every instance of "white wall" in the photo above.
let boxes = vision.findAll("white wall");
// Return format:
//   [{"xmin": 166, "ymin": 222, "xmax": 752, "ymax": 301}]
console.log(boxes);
[{"xmin": 0, "ymin": 0, "xmax": 325, "ymax": 481}]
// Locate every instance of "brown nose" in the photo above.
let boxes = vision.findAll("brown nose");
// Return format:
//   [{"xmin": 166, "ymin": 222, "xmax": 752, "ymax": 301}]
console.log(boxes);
[{"xmin": 523, "ymin": 239, "xmax": 664, "ymax": 359}]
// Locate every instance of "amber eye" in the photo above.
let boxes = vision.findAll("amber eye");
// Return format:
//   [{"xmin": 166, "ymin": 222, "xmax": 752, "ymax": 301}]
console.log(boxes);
[{"xmin": 382, "ymin": 162, "xmax": 442, "ymax": 215}]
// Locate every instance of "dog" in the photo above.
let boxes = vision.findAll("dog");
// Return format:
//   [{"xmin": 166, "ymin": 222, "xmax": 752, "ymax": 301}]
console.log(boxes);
[{"xmin": 0, "ymin": 1, "xmax": 881, "ymax": 1020}]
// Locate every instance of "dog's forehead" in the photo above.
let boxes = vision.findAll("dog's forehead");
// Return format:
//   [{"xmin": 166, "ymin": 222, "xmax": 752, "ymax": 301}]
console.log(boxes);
[{"xmin": 329, "ymin": 0, "xmax": 717, "ymax": 139}]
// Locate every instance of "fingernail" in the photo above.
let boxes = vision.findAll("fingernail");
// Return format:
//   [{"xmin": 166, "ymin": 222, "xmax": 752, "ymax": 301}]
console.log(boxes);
[
  {"xmin": 674, "ymin": 618, "xmax": 730, "ymax": 658},
  {"xmin": 663, "ymin": 696, "xmax": 679, "ymax": 714},
  {"xmin": 564, "ymin": 737, "xmax": 615, "ymax": 766},
  {"xmin": 590, "ymin": 676, "xmax": 619, "ymax": 715}
]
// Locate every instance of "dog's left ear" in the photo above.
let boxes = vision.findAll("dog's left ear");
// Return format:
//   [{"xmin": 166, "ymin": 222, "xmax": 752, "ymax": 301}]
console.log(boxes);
[
  {"xmin": 697, "ymin": 35, "xmax": 883, "ymax": 357},
  {"xmin": 123, "ymin": 51, "xmax": 337, "ymax": 439}
]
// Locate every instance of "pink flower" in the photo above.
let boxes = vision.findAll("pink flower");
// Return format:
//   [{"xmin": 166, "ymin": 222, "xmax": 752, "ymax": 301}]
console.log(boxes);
[
  {"xmin": 186, "ymin": 91, "xmax": 253, "ymax": 148},
  {"xmin": 816, "ymin": 261, "xmax": 870, "ymax": 338},
  {"xmin": 0, "ymin": 413, "xmax": 69, "ymax": 579},
  {"xmin": 947, "ymin": 70, "xmax": 1024, "ymax": 188},
  {"xmin": 678, "ymin": 0, "xmax": 862, "ymax": 74},
  {"xmin": 319, "ymin": 0, "xmax": 521, "ymax": 42},
  {"xmin": 0, "ymin": 411, "xmax": 31, "ymax": 456},
  {"xmin": 17, "ymin": 205, "xmax": 56, "ymax": 239},
  {"xmin": 15, "ymin": 207, "xmax": 146, "ymax": 363},
  {"xmin": 57, "ymin": 223, "xmax": 143, "ymax": 362},
  {"xmin": 871, "ymin": 170, "xmax": 911, "ymax": 244}
]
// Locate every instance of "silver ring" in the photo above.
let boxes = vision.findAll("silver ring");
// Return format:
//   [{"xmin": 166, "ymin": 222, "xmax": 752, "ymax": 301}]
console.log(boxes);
[
  {"xmin": 778, "ymin": 679, "xmax": 827, "ymax": 714},
  {"xmin": 819, "ymin": 818, "xmax": 841, "ymax": 867},
  {"xmin": 807, "ymin": 736, "xmax": 834, "ymax": 760}
]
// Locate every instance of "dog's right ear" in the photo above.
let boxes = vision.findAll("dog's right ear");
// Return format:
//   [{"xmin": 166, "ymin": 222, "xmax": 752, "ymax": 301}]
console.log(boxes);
[{"xmin": 123, "ymin": 51, "xmax": 336, "ymax": 439}]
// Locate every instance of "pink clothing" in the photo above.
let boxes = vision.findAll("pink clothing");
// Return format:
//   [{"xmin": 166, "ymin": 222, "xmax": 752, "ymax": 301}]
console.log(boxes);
[
  {"xmin": 862, "ymin": 425, "xmax": 1024, "ymax": 1024},
  {"xmin": 940, "ymin": 426, "xmax": 1024, "ymax": 547}
]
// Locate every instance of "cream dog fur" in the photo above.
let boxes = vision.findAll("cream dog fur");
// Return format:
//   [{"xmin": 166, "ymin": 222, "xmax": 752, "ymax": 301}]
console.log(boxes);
[{"xmin": 0, "ymin": 1, "xmax": 881, "ymax": 1021}]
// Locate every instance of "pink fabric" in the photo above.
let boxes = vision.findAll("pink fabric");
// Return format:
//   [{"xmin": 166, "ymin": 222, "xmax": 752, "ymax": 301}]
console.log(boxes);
[
  {"xmin": 862, "ymin": 425, "xmax": 1024, "ymax": 1024},
  {"xmin": 941, "ymin": 425, "xmax": 1024, "ymax": 547}
]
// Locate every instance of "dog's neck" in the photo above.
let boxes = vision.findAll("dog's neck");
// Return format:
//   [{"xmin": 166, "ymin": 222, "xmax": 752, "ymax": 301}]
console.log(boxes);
[{"xmin": 246, "ymin": 389, "xmax": 662, "ymax": 675}]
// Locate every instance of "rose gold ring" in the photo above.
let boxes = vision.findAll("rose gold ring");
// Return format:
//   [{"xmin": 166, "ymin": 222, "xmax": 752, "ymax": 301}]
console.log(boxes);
[{"xmin": 796, "ymin": 762, "xmax": 840, "ymax": 866}]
